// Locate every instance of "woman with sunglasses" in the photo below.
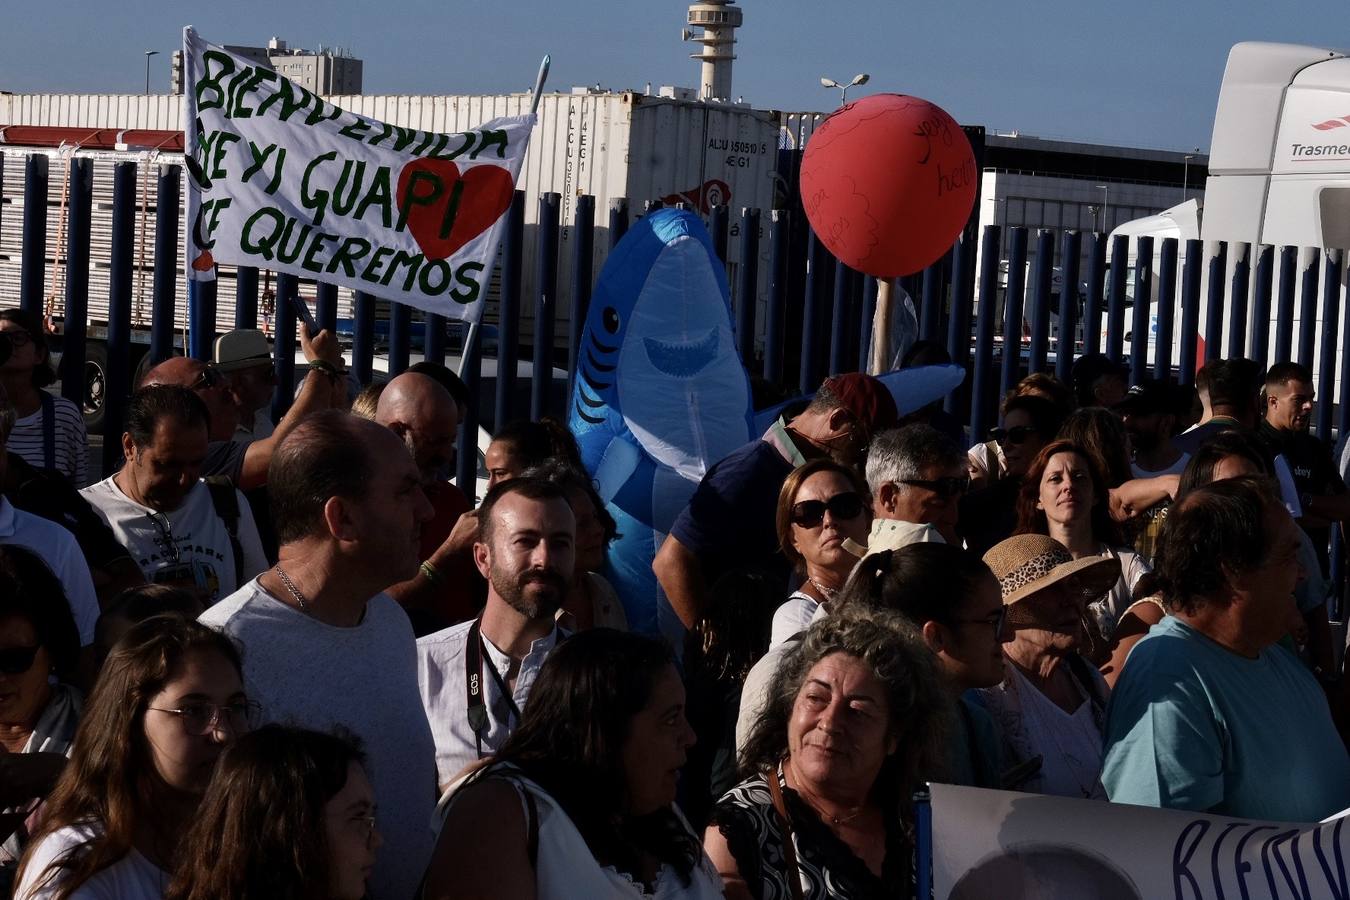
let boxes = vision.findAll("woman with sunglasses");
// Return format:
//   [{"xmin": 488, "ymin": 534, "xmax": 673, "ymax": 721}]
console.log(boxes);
[
  {"xmin": 0, "ymin": 548, "xmax": 83, "ymax": 891},
  {"xmin": 769, "ymin": 460, "xmax": 872, "ymax": 647},
  {"xmin": 1015, "ymin": 440, "xmax": 1150, "ymax": 653},
  {"xmin": 14, "ymin": 616, "xmax": 256, "ymax": 900},
  {"xmin": 0, "ymin": 310, "xmax": 87, "ymax": 487},
  {"xmin": 165, "ymin": 725, "xmax": 379, "ymax": 900}
]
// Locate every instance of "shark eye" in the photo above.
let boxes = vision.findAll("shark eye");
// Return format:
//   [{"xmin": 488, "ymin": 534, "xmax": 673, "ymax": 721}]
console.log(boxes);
[{"xmin": 602, "ymin": 307, "xmax": 621, "ymax": 334}]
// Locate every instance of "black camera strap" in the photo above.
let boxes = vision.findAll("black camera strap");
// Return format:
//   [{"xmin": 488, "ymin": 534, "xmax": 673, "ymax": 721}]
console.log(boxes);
[{"xmin": 464, "ymin": 618, "xmax": 522, "ymax": 760}]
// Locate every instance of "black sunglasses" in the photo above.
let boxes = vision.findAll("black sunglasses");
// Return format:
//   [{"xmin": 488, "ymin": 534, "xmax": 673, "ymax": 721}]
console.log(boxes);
[
  {"xmin": 990, "ymin": 425, "xmax": 1038, "ymax": 445},
  {"xmin": 189, "ymin": 365, "xmax": 228, "ymax": 390},
  {"xmin": 790, "ymin": 492, "xmax": 866, "ymax": 528},
  {"xmin": 954, "ymin": 605, "xmax": 1009, "ymax": 637},
  {"xmin": 0, "ymin": 645, "xmax": 40, "ymax": 675},
  {"xmin": 898, "ymin": 476, "xmax": 969, "ymax": 498}
]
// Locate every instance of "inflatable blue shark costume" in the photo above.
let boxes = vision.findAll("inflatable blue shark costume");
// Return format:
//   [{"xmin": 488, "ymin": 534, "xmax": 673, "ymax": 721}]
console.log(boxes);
[{"xmin": 569, "ymin": 209, "xmax": 753, "ymax": 641}]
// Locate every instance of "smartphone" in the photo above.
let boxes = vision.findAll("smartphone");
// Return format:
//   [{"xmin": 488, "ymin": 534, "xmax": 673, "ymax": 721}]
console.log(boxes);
[{"xmin": 290, "ymin": 294, "xmax": 319, "ymax": 332}]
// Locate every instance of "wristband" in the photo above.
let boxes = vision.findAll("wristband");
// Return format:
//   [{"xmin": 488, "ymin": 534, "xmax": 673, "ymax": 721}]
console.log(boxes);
[
  {"xmin": 419, "ymin": 560, "xmax": 445, "ymax": 586},
  {"xmin": 309, "ymin": 359, "xmax": 343, "ymax": 380}
]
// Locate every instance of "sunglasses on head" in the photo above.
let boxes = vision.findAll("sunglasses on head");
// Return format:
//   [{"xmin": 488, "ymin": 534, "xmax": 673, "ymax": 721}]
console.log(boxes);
[
  {"xmin": 0, "ymin": 645, "xmax": 40, "ymax": 675},
  {"xmin": 898, "ymin": 476, "xmax": 969, "ymax": 498},
  {"xmin": 790, "ymin": 491, "xmax": 866, "ymax": 528},
  {"xmin": 189, "ymin": 365, "xmax": 227, "ymax": 390},
  {"xmin": 990, "ymin": 425, "xmax": 1038, "ymax": 445}
]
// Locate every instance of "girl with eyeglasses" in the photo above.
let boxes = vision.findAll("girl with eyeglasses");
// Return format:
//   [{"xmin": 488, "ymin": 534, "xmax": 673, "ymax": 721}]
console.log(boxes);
[
  {"xmin": 769, "ymin": 460, "xmax": 873, "ymax": 648},
  {"xmin": 14, "ymin": 616, "xmax": 255, "ymax": 900},
  {"xmin": 165, "ymin": 725, "xmax": 379, "ymax": 900},
  {"xmin": 0, "ymin": 547, "xmax": 83, "ymax": 892},
  {"xmin": 0, "ymin": 309, "xmax": 88, "ymax": 487}
]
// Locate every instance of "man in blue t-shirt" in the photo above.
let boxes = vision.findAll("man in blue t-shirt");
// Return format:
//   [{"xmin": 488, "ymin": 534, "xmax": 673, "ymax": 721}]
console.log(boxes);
[
  {"xmin": 1103, "ymin": 476, "xmax": 1350, "ymax": 822},
  {"xmin": 654, "ymin": 373, "xmax": 898, "ymax": 629}
]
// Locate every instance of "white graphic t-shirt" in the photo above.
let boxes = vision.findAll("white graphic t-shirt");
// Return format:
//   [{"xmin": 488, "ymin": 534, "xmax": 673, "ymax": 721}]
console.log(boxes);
[{"xmin": 80, "ymin": 476, "xmax": 267, "ymax": 603}]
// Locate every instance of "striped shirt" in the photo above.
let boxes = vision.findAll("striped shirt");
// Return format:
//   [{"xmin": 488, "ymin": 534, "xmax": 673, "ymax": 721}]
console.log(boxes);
[{"xmin": 7, "ymin": 394, "xmax": 89, "ymax": 487}]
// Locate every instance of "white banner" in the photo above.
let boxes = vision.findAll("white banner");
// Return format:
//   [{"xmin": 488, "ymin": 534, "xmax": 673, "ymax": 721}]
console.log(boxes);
[
  {"xmin": 930, "ymin": 783, "xmax": 1350, "ymax": 900},
  {"xmin": 182, "ymin": 27, "xmax": 534, "ymax": 324}
]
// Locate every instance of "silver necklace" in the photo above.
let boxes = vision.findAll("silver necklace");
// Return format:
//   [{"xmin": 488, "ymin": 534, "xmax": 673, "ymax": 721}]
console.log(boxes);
[
  {"xmin": 807, "ymin": 577, "xmax": 839, "ymax": 601},
  {"xmin": 273, "ymin": 565, "xmax": 310, "ymax": 612}
]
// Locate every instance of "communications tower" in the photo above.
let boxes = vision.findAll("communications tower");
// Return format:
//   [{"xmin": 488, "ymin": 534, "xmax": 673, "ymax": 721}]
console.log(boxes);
[{"xmin": 683, "ymin": 1, "xmax": 743, "ymax": 101}]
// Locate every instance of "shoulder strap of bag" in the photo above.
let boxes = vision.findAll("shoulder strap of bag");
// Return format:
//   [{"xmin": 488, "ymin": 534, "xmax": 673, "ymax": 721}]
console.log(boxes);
[
  {"xmin": 203, "ymin": 476, "xmax": 244, "ymax": 585},
  {"xmin": 39, "ymin": 391, "xmax": 55, "ymax": 472},
  {"xmin": 764, "ymin": 765, "xmax": 806, "ymax": 900}
]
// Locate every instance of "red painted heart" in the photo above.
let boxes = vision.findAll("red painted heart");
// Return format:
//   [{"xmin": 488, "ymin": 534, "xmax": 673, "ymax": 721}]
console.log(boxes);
[{"xmin": 396, "ymin": 159, "xmax": 514, "ymax": 261}]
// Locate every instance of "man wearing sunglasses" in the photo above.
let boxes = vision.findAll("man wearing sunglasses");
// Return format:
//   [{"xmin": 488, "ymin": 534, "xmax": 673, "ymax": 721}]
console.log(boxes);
[
  {"xmin": 213, "ymin": 329, "xmax": 278, "ymax": 445},
  {"xmin": 141, "ymin": 322, "xmax": 345, "ymax": 492},
  {"xmin": 655, "ymin": 372, "xmax": 898, "ymax": 630},
  {"xmin": 864, "ymin": 424, "xmax": 968, "ymax": 546}
]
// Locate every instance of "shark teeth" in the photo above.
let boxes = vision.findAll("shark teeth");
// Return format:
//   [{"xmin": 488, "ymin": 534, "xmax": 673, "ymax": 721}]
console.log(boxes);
[{"xmin": 642, "ymin": 327, "xmax": 720, "ymax": 379}]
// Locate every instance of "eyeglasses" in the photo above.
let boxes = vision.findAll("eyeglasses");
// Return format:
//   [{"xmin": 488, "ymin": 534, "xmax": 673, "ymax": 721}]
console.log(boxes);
[
  {"xmin": 790, "ymin": 492, "xmax": 867, "ymax": 528},
  {"xmin": 0, "ymin": 645, "xmax": 41, "ymax": 675},
  {"xmin": 990, "ymin": 425, "xmax": 1038, "ymax": 445},
  {"xmin": 188, "ymin": 365, "xmax": 228, "ymax": 391},
  {"xmin": 0, "ymin": 328, "xmax": 33, "ymax": 348},
  {"xmin": 350, "ymin": 814, "xmax": 378, "ymax": 846},
  {"xmin": 145, "ymin": 512, "xmax": 180, "ymax": 566},
  {"xmin": 147, "ymin": 700, "xmax": 262, "ymax": 735},
  {"xmin": 897, "ymin": 476, "xmax": 969, "ymax": 498},
  {"xmin": 953, "ymin": 605, "xmax": 1009, "ymax": 637}
]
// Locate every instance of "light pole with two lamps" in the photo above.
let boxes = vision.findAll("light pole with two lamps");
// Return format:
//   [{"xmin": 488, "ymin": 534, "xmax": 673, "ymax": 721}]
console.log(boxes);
[
  {"xmin": 144, "ymin": 50, "xmax": 159, "ymax": 94},
  {"xmin": 820, "ymin": 73, "xmax": 869, "ymax": 107}
]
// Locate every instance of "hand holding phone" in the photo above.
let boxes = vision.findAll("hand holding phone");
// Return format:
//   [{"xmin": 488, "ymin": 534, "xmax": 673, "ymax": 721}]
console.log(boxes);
[{"xmin": 290, "ymin": 294, "xmax": 319, "ymax": 332}]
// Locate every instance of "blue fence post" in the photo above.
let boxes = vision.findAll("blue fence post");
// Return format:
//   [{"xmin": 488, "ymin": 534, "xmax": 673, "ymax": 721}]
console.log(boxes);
[
  {"xmin": 829, "ymin": 261, "xmax": 853, "ymax": 376},
  {"xmin": 1251, "ymin": 246, "xmax": 1274, "ymax": 371},
  {"xmin": 800, "ymin": 231, "xmax": 828, "ymax": 393},
  {"xmin": 315, "ymin": 283, "xmax": 338, "ymax": 335},
  {"xmin": 1083, "ymin": 233, "xmax": 1107, "ymax": 359},
  {"xmin": 1227, "ymin": 243, "xmax": 1251, "ymax": 360},
  {"xmin": 608, "ymin": 198, "xmax": 629, "ymax": 251},
  {"xmin": 971, "ymin": 225, "xmax": 1002, "ymax": 443},
  {"xmin": 20, "ymin": 154, "xmax": 49, "ymax": 317},
  {"xmin": 1179, "ymin": 240, "xmax": 1203, "ymax": 385},
  {"xmin": 945, "ymin": 233, "xmax": 976, "ymax": 418},
  {"xmin": 764, "ymin": 208, "xmax": 790, "ymax": 385},
  {"xmin": 234, "ymin": 268, "xmax": 258, "ymax": 331},
  {"xmin": 736, "ymin": 208, "xmax": 761, "ymax": 370},
  {"xmin": 1297, "ymin": 248, "xmax": 1321, "ymax": 372},
  {"xmin": 1129, "ymin": 236, "xmax": 1154, "ymax": 385},
  {"xmin": 1105, "ymin": 234, "xmax": 1129, "ymax": 362},
  {"xmin": 567, "ymin": 194, "xmax": 596, "ymax": 400},
  {"xmin": 1153, "ymin": 238, "xmax": 1178, "ymax": 381},
  {"xmin": 389, "ymin": 303, "xmax": 412, "ymax": 375},
  {"xmin": 1203, "ymin": 242, "xmax": 1228, "ymax": 367},
  {"xmin": 455, "ymin": 313, "xmax": 483, "ymax": 500},
  {"xmin": 999, "ymin": 227, "xmax": 1029, "ymax": 400},
  {"xmin": 494, "ymin": 191, "xmax": 526, "ymax": 433},
  {"xmin": 150, "ymin": 164, "xmax": 181, "ymax": 364},
  {"xmin": 914, "ymin": 788, "xmax": 933, "ymax": 900},
  {"xmin": 1054, "ymin": 230, "xmax": 1081, "ymax": 386},
  {"xmin": 423, "ymin": 314, "xmax": 447, "ymax": 367},
  {"xmin": 102, "ymin": 162, "xmax": 136, "ymax": 475},
  {"xmin": 1028, "ymin": 229, "xmax": 1054, "ymax": 374},
  {"xmin": 1316, "ymin": 249, "xmax": 1342, "ymax": 440},
  {"xmin": 710, "ymin": 204, "xmax": 729, "ymax": 269},
  {"xmin": 187, "ymin": 279, "xmax": 217, "ymax": 361},
  {"xmin": 531, "ymin": 192, "xmax": 561, "ymax": 422},
  {"xmin": 920, "ymin": 255, "xmax": 945, "ymax": 343},
  {"xmin": 352, "ymin": 291, "xmax": 375, "ymax": 386},
  {"xmin": 271, "ymin": 273, "xmax": 298, "ymax": 422},
  {"xmin": 1274, "ymin": 246, "xmax": 1298, "ymax": 363},
  {"xmin": 60, "ymin": 158, "xmax": 92, "ymax": 406},
  {"xmin": 1340, "ymin": 287, "xmax": 1350, "ymax": 440}
]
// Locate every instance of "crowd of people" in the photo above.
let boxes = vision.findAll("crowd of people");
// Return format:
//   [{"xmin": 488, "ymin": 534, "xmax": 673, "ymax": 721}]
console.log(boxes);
[{"xmin": 1, "ymin": 301, "xmax": 1349, "ymax": 898}]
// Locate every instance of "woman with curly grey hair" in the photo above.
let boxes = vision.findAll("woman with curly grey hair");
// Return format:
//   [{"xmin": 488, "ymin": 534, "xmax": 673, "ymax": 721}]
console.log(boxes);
[{"xmin": 704, "ymin": 608, "xmax": 949, "ymax": 900}]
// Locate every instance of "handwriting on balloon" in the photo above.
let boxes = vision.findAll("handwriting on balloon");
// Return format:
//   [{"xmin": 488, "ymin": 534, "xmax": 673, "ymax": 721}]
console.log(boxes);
[{"xmin": 913, "ymin": 114, "xmax": 956, "ymax": 165}]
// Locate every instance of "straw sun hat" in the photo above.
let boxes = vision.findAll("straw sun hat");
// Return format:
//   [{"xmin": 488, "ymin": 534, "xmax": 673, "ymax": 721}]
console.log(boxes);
[{"xmin": 982, "ymin": 534, "xmax": 1121, "ymax": 608}]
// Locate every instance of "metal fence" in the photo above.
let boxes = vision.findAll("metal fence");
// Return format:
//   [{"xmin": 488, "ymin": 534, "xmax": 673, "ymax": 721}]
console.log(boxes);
[{"xmin": 6, "ymin": 154, "xmax": 1350, "ymax": 495}]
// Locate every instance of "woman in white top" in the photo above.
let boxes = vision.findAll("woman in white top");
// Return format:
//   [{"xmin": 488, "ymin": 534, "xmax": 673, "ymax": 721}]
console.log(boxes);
[
  {"xmin": 768, "ymin": 460, "xmax": 872, "ymax": 647},
  {"xmin": 14, "ymin": 616, "xmax": 256, "ymax": 900},
  {"xmin": 1015, "ymin": 440, "xmax": 1150, "ymax": 654},
  {"xmin": 978, "ymin": 534, "xmax": 1121, "ymax": 800},
  {"xmin": 423, "ymin": 629, "xmax": 723, "ymax": 900},
  {"xmin": 0, "ymin": 310, "xmax": 87, "ymax": 487}
]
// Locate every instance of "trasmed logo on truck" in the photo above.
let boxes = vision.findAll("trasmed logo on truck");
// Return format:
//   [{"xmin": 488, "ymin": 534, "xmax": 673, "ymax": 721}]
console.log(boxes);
[
  {"xmin": 1284, "ymin": 116, "xmax": 1350, "ymax": 161},
  {"xmin": 1312, "ymin": 116, "xmax": 1350, "ymax": 131}
]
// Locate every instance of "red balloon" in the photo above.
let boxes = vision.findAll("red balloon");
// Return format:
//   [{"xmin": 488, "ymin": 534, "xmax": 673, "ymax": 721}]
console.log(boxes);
[{"xmin": 800, "ymin": 94, "xmax": 976, "ymax": 277}]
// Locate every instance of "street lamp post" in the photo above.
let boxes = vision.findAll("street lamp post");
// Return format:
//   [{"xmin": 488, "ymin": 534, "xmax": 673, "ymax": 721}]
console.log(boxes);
[
  {"xmin": 1182, "ymin": 152, "xmax": 1196, "ymax": 202},
  {"xmin": 1096, "ymin": 184, "xmax": 1110, "ymax": 233},
  {"xmin": 819, "ymin": 72, "xmax": 869, "ymax": 107},
  {"xmin": 144, "ymin": 50, "xmax": 159, "ymax": 94}
]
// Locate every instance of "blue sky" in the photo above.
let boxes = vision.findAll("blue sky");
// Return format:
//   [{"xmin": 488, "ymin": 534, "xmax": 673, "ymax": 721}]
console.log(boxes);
[{"xmin": 3, "ymin": 1, "xmax": 1346, "ymax": 152}]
